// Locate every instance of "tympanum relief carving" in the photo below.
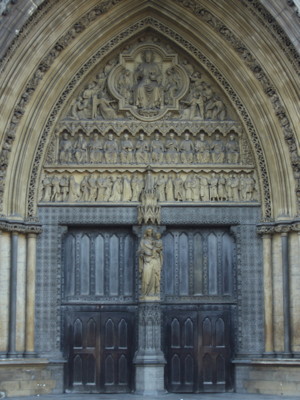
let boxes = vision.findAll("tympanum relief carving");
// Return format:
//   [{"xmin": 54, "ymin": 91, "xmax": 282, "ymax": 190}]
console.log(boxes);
[{"xmin": 41, "ymin": 35, "xmax": 259, "ymax": 206}]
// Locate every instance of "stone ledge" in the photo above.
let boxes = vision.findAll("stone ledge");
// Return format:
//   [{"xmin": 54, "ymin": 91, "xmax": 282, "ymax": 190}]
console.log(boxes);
[
  {"xmin": 0, "ymin": 358, "xmax": 65, "ymax": 366},
  {"xmin": 233, "ymin": 358, "xmax": 300, "ymax": 366}
]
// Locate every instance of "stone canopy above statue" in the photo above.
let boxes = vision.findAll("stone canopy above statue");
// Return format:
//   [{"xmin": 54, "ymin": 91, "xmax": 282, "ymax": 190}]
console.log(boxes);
[{"xmin": 65, "ymin": 34, "xmax": 235, "ymax": 123}]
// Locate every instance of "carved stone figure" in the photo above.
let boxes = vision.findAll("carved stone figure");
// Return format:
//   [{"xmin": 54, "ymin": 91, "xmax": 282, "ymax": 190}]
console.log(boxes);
[
  {"xmin": 203, "ymin": 83, "xmax": 227, "ymax": 121},
  {"xmin": 156, "ymin": 174, "xmax": 167, "ymax": 202},
  {"xmin": 41, "ymin": 175, "xmax": 53, "ymax": 202},
  {"xmin": 131, "ymin": 175, "xmax": 144, "ymax": 201},
  {"xmin": 184, "ymin": 175, "xmax": 193, "ymax": 201},
  {"xmin": 173, "ymin": 175, "xmax": 185, "ymax": 201},
  {"xmin": 190, "ymin": 174, "xmax": 200, "ymax": 201},
  {"xmin": 74, "ymin": 133, "xmax": 88, "ymax": 163},
  {"xmin": 195, "ymin": 133, "xmax": 210, "ymax": 163},
  {"xmin": 211, "ymin": 133, "xmax": 225, "ymax": 163},
  {"xmin": 80, "ymin": 175, "xmax": 90, "ymax": 202},
  {"xmin": 180, "ymin": 132, "xmax": 194, "ymax": 163},
  {"xmin": 104, "ymin": 133, "xmax": 118, "ymax": 163},
  {"xmin": 120, "ymin": 133, "xmax": 134, "ymax": 163},
  {"xmin": 209, "ymin": 173, "xmax": 219, "ymax": 201},
  {"xmin": 138, "ymin": 228, "xmax": 163, "ymax": 298},
  {"xmin": 164, "ymin": 66, "xmax": 181, "ymax": 105},
  {"xmin": 89, "ymin": 133, "xmax": 103, "ymax": 163},
  {"xmin": 165, "ymin": 132, "xmax": 179, "ymax": 163},
  {"xmin": 110, "ymin": 177, "xmax": 123, "ymax": 202},
  {"xmin": 227, "ymin": 174, "xmax": 240, "ymax": 201},
  {"xmin": 244, "ymin": 174, "xmax": 256, "ymax": 201},
  {"xmin": 239, "ymin": 174, "xmax": 247, "ymax": 201},
  {"xmin": 205, "ymin": 91, "xmax": 227, "ymax": 120},
  {"xmin": 117, "ymin": 68, "xmax": 132, "ymax": 103},
  {"xmin": 103, "ymin": 177, "xmax": 113, "ymax": 201},
  {"xmin": 88, "ymin": 174, "xmax": 98, "ymax": 201},
  {"xmin": 226, "ymin": 133, "xmax": 240, "ymax": 164},
  {"xmin": 96, "ymin": 176, "xmax": 106, "ymax": 201},
  {"xmin": 134, "ymin": 49, "xmax": 163, "ymax": 110},
  {"xmin": 218, "ymin": 173, "xmax": 227, "ymax": 201},
  {"xmin": 51, "ymin": 175, "xmax": 61, "ymax": 202},
  {"xmin": 60, "ymin": 175, "xmax": 69, "ymax": 202},
  {"xmin": 165, "ymin": 176, "xmax": 174, "ymax": 201},
  {"xmin": 70, "ymin": 83, "xmax": 94, "ymax": 119},
  {"xmin": 199, "ymin": 176, "xmax": 209, "ymax": 201},
  {"xmin": 135, "ymin": 133, "xmax": 150, "ymax": 164},
  {"xmin": 151, "ymin": 132, "xmax": 164, "ymax": 163},
  {"xmin": 68, "ymin": 176, "xmax": 80, "ymax": 202},
  {"xmin": 93, "ymin": 92, "xmax": 117, "ymax": 119},
  {"xmin": 59, "ymin": 132, "xmax": 73, "ymax": 163},
  {"xmin": 186, "ymin": 72, "xmax": 205, "ymax": 120},
  {"xmin": 122, "ymin": 175, "xmax": 132, "ymax": 201}
]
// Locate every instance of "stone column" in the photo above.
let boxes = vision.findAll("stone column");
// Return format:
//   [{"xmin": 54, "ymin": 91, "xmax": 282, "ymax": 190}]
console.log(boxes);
[
  {"xmin": 0, "ymin": 230, "xmax": 11, "ymax": 358},
  {"xmin": 0, "ymin": 219, "xmax": 42, "ymax": 359},
  {"xmin": 262, "ymin": 233, "xmax": 274, "ymax": 355},
  {"xmin": 8, "ymin": 232, "xmax": 19, "ymax": 357},
  {"xmin": 25, "ymin": 233, "xmax": 37, "ymax": 356},
  {"xmin": 279, "ymin": 228, "xmax": 292, "ymax": 356}
]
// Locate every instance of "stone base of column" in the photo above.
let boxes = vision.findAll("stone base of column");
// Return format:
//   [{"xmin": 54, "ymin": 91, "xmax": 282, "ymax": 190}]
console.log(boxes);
[
  {"xmin": 134, "ymin": 302, "xmax": 166, "ymax": 394},
  {"xmin": 134, "ymin": 362, "xmax": 166, "ymax": 395}
]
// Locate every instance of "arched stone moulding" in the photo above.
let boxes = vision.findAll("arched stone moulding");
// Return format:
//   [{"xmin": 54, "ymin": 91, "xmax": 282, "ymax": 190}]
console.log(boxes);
[{"xmin": 0, "ymin": 3, "xmax": 295, "ymax": 218}]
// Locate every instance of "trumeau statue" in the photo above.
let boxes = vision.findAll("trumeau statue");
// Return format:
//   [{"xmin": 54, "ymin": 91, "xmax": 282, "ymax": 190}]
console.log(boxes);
[{"xmin": 138, "ymin": 227, "xmax": 163, "ymax": 299}]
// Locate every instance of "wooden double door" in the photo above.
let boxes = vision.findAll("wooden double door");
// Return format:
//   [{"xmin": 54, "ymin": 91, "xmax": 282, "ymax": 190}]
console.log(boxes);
[
  {"xmin": 64, "ymin": 307, "xmax": 135, "ymax": 393},
  {"xmin": 164, "ymin": 305, "xmax": 233, "ymax": 393},
  {"xmin": 62, "ymin": 226, "xmax": 235, "ymax": 393}
]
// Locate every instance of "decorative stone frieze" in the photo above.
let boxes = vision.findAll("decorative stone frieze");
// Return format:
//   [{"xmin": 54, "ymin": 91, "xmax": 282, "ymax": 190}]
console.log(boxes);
[{"xmin": 39, "ymin": 170, "xmax": 258, "ymax": 204}]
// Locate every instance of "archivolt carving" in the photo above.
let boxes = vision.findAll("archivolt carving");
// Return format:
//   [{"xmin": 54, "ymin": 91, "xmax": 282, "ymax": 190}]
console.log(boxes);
[{"xmin": 20, "ymin": 17, "xmax": 271, "ymax": 218}]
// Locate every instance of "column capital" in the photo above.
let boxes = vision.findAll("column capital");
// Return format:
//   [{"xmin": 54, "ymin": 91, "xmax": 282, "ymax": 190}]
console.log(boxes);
[{"xmin": 0, "ymin": 218, "xmax": 42, "ymax": 235}]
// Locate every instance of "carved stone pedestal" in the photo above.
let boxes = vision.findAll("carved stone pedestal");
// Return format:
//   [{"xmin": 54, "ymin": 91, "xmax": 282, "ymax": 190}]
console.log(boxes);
[{"xmin": 133, "ymin": 302, "xmax": 166, "ymax": 395}]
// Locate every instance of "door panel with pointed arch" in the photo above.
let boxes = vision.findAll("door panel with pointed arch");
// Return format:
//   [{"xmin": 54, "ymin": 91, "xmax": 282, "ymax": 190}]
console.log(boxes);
[
  {"xmin": 164, "ymin": 306, "xmax": 233, "ymax": 393},
  {"xmin": 64, "ymin": 308, "xmax": 135, "ymax": 393}
]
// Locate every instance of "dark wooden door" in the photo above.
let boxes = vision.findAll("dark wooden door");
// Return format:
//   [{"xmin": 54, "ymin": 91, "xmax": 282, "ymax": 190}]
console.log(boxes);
[
  {"xmin": 100, "ymin": 312, "xmax": 134, "ymax": 392},
  {"xmin": 165, "ymin": 309, "xmax": 198, "ymax": 392},
  {"xmin": 164, "ymin": 306, "xmax": 233, "ymax": 393},
  {"xmin": 64, "ymin": 308, "xmax": 135, "ymax": 393},
  {"xmin": 198, "ymin": 307, "xmax": 232, "ymax": 392}
]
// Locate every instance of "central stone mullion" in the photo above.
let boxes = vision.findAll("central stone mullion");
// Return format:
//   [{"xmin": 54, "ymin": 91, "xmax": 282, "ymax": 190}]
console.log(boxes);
[{"xmin": 132, "ymin": 176, "xmax": 167, "ymax": 394}]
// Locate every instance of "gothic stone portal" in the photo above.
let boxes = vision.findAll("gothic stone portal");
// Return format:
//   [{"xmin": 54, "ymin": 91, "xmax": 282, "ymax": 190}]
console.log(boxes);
[{"xmin": 40, "ymin": 33, "xmax": 259, "ymax": 394}]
